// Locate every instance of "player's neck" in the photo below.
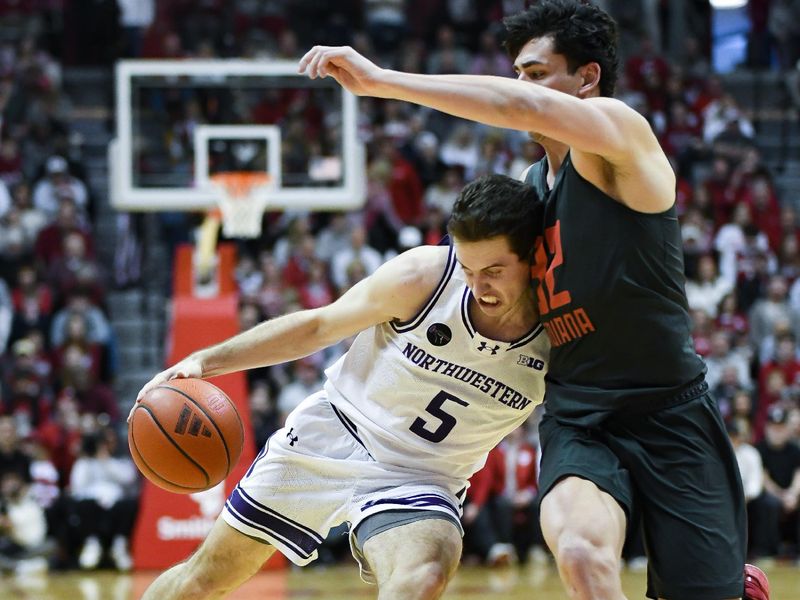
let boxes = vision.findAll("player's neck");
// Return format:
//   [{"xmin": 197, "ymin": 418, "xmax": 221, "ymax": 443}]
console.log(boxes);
[{"xmin": 540, "ymin": 141, "xmax": 570, "ymax": 188}]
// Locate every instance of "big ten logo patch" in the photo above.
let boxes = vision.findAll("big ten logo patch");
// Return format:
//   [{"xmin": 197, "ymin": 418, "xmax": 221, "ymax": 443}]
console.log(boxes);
[{"xmin": 517, "ymin": 355, "xmax": 545, "ymax": 370}]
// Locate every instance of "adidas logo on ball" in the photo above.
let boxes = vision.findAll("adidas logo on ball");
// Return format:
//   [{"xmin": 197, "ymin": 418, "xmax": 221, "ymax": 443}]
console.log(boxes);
[{"xmin": 175, "ymin": 404, "xmax": 213, "ymax": 438}]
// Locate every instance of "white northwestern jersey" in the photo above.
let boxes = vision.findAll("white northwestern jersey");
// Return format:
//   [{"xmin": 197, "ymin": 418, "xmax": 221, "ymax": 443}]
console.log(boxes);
[{"xmin": 324, "ymin": 245, "xmax": 549, "ymax": 481}]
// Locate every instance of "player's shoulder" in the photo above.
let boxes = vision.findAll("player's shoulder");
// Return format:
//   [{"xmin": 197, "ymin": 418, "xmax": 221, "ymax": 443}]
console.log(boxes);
[
  {"xmin": 383, "ymin": 244, "xmax": 452, "ymax": 290},
  {"xmin": 584, "ymin": 95, "xmax": 641, "ymax": 115},
  {"xmin": 599, "ymin": 96, "xmax": 656, "ymax": 130},
  {"xmin": 582, "ymin": 96, "xmax": 652, "ymax": 135},
  {"xmin": 397, "ymin": 243, "xmax": 451, "ymax": 267},
  {"xmin": 368, "ymin": 244, "xmax": 453, "ymax": 322}
]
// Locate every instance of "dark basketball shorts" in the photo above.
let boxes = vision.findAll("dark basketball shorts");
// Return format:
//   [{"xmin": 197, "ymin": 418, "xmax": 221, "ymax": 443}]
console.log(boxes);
[{"xmin": 538, "ymin": 393, "xmax": 746, "ymax": 600}]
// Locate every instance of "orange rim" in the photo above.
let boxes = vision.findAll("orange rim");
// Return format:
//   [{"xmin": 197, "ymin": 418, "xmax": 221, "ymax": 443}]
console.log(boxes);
[{"xmin": 210, "ymin": 171, "xmax": 272, "ymax": 199}]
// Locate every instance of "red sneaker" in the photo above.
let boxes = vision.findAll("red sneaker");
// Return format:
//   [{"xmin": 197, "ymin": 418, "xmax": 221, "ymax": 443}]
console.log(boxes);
[{"xmin": 743, "ymin": 563, "xmax": 770, "ymax": 600}]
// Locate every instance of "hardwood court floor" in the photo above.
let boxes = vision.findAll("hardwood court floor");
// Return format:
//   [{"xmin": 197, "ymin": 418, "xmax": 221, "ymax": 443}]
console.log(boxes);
[{"xmin": 1, "ymin": 563, "xmax": 798, "ymax": 599}]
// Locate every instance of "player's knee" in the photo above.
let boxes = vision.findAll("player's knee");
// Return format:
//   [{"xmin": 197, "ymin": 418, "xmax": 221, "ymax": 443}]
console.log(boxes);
[
  {"xmin": 379, "ymin": 557, "xmax": 453, "ymax": 600},
  {"xmin": 556, "ymin": 533, "xmax": 619, "ymax": 587},
  {"xmin": 404, "ymin": 560, "xmax": 451, "ymax": 599}
]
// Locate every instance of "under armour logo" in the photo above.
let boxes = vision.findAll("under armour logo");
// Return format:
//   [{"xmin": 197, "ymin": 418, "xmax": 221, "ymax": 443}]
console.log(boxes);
[
  {"xmin": 477, "ymin": 341, "xmax": 500, "ymax": 355},
  {"xmin": 286, "ymin": 427, "xmax": 299, "ymax": 446},
  {"xmin": 175, "ymin": 404, "xmax": 212, "ymax": 438}
]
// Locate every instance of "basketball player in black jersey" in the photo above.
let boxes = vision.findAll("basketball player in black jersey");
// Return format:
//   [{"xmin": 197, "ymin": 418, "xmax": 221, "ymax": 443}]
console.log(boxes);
[{"xmin": 299, "ymin": 1, "xmax": 770, "ymax": 599}]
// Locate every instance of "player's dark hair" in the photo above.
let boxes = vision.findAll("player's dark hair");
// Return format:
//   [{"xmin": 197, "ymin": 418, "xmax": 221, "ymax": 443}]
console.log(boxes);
[
  {"xmin": 448, "ymin": 174, "xmax": 542, "ymax": 261},
  {"xmin": 503, "ymin": 0, "xmax": 619, "ymax": 97}
]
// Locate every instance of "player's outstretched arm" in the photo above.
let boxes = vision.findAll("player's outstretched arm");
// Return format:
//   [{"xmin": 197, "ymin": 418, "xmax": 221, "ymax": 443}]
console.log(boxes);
[
  {"xmin": 300, "ymin": 45, "xmax": 634, "ymax": 160},
  {"xmin": 134, "ymin": 246, "xmax": 447, "ymax": 402},
  {"xmin": 299, "ymin": 46, "xmax": 674, "ymax": 213}
]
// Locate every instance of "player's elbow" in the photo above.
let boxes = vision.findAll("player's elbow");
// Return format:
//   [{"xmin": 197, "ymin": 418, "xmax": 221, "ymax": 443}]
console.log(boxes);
[
  {"xmin": 306, "ymin": 308, "xmax": 353, "ymax": 351},
  {"xmin": 301, "ymin": 310, "xmax": 331, "ymax": 347}
]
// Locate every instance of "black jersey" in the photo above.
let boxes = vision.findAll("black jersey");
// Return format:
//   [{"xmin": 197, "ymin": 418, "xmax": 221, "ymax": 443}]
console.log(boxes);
[{"xmin": 525, "ymin": 154, "xmax": 706, "ymax": 421}]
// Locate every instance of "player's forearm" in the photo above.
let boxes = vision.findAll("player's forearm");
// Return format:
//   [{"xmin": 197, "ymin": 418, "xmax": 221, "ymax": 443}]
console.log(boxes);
[
  {"xmin": 194, "ymin": 310, "xmax": 328, "ymax": 377},
  {"xmin": 376, "ymin": 71, "xmax": 547, "ymax": 132}
]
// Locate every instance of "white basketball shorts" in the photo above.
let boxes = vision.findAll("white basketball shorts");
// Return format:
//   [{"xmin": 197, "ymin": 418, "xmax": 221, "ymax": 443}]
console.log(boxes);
[{"xmin": 221, "ymin": 391, "xmax": 466, "ymax": 572}]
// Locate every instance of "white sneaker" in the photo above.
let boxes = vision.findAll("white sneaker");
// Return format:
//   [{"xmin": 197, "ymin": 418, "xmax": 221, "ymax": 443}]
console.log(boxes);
[
  {"xmin": 487, "ymin": 543, "xmax": 517, "ymax": 567},
  {"xmin": 528, "ymin": 545, "xmax": 550, "ymax": 565},
  {"xmin": 14, "ymin": 557, "xmax": 48, "ymax": 576},
  {"xmin": 111, "ymin": 536, "xmax": 133, "ymax": 571},
  {"xmin": 627, "ymin": 556, "xmax": 648, "ymax": 572},
  {"xmin": 79, "ymin": 536, "xmax": 102, "ymax": 569}
]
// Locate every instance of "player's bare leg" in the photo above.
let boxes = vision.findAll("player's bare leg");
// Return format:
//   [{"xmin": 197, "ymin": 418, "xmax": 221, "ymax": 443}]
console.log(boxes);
[
  {"xmin": 540, "ymin": 476, "xmax": 628, "ymax": 600},
  {"xmin": 364, "ymin": 518, "xmax": 462, "ymax": 600},
  {"xmin": 141, "ymin": 517, "xmax": 276, "ymax": 600}
]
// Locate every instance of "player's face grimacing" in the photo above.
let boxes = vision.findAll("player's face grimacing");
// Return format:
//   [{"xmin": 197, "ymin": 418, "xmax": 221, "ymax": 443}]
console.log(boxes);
[{"xmin": 454, "ymin": 235, "xmax": 532, "ymax": 318}]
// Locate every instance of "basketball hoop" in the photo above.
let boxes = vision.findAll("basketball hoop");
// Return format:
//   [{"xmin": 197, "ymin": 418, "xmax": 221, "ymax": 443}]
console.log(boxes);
[{"xmin": 209, "ymin": 172, "xmax": 273, "ymax": 239}]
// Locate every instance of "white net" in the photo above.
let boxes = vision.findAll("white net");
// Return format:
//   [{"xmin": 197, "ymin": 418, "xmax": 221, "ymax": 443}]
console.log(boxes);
[{"xmin": 210, "ymin": 173, "xmax": 273, "ymax": 238}]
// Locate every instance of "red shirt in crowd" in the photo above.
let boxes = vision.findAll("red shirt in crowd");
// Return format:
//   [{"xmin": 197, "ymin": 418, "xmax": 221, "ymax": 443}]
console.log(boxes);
[{"xmin": 467, "ymin": 440, "xmax": 538, "ymax": 509}]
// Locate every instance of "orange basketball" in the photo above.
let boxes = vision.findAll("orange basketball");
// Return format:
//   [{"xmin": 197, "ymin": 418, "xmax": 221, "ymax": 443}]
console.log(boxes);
[{"xmin": 128, "ymin": 378, "xmax": 244, "ymax": 494}]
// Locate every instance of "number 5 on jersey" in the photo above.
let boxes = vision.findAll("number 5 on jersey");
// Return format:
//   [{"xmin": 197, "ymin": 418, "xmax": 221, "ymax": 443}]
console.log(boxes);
[{"xmin": 409, "ymin": 391, "xmax": 468, "ymax": 443}]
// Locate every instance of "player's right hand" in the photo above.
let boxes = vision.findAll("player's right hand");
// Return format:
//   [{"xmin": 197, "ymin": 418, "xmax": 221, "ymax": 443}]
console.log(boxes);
[
  {"xmin": 128, "ymin": 356, "xmax": 204, "ymax": 422},
  {"xmin": 298, "ymin": 45, "xmax": 386, "ymax": 97}
]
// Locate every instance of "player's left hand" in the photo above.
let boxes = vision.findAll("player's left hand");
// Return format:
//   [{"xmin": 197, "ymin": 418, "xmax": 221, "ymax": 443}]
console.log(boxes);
[{"xmin": 298, "ymin": 45, "xmax": 386, "ymax": 97}]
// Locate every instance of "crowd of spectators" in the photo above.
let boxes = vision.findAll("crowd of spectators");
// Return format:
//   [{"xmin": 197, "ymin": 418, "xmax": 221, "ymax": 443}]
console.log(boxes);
[
  {"xmin": 1, "ymin": 0, "xmax": 800, "ymax": 577},
  {"xmin": 0, "ymin": 5, "xmax": 133, "ymax": 575}
]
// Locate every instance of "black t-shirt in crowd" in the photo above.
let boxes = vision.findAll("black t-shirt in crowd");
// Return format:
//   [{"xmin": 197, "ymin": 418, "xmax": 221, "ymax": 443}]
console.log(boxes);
[
  {"xmin": 756, "ymin": 440, "xmax": 800, "ymax": 489},
  {"xmin": 0, "ymin": 449, "xmax": 32, "ymax": 483}
]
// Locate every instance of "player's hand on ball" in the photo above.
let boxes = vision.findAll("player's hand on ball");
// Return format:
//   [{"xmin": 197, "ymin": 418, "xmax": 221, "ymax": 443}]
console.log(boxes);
[{"xmin": 129, "ymin": 356, "xmax": 204, "ymax": 421}]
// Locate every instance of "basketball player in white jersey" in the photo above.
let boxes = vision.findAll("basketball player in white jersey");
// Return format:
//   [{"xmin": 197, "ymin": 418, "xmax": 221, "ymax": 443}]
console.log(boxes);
[{"xmin": 133, "ymin": 174, "xmax": 549, "ymax": 600}]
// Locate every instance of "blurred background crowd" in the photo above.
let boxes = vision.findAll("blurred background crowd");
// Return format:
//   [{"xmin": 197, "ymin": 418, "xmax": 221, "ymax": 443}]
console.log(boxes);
[{"xmin": 0, "ymin": 0, "xmax": 799, "ymax": 578}]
